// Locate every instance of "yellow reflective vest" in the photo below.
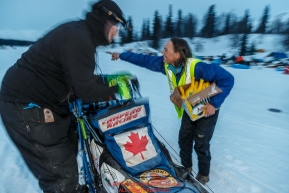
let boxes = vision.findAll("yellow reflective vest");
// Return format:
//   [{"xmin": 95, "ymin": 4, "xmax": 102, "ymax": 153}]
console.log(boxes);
[{"xmin": 164, "ymin": 58, "xmax": 202, "ymax": 118}]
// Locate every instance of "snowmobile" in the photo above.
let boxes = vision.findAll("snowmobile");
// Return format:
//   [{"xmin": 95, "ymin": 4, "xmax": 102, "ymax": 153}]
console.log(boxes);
[{"xmin": 69, "ymin": 72, "xmax": 210, "ymax": 193}]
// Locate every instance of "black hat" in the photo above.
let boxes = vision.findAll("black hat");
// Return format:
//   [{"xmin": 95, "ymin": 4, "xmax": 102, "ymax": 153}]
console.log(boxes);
[{"xmin": 92, "ymin": 0, "xmax": 130, "ymax": 30}]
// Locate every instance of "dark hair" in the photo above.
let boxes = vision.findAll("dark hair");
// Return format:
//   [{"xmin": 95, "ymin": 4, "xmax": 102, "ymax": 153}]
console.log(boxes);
[{"xmin": 170, "ymin": 37, "xmax": 192, "ymax": 67}]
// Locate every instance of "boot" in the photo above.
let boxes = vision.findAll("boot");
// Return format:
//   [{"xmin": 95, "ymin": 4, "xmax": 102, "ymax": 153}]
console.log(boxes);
[
  {"xmin": 196, "ymin": 173, "xmax": 209, "ymax": 185},
  {"xmin": 76, "ymin": 184, "xmax": 89, "ymax": 193},
  {"xmin": 186, "ymin": 167, "xmax": 194, "ymax": 176}
]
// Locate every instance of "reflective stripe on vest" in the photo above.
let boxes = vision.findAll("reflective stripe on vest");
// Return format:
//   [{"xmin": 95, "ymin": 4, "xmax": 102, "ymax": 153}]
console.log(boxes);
[{"xmin": 164, "ymin": 58, "xmax": 201, "ymax": 118}]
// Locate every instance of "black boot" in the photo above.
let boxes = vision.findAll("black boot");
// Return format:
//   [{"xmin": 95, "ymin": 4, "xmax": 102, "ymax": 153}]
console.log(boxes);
[{"xmin": 76, "ymin": 185, "xmax": 89, "ymax": 193}]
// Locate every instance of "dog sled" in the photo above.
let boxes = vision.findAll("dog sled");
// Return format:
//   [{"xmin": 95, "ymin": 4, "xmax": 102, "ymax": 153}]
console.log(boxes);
[{"xmin": 69, "ymin": 73, "xmax": 210, "ymax": 193}]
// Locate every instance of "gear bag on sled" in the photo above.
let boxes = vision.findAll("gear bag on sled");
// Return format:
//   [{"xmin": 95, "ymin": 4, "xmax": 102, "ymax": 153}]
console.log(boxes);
[{"xmin": 71, "ymin": 73, "xmax": 210, "ymax": 193}]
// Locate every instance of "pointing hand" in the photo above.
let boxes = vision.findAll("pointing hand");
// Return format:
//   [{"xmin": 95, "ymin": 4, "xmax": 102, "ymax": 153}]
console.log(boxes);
[{"xmin": 107, "ymin": 52, "xmax": 120, "ymax": 61}]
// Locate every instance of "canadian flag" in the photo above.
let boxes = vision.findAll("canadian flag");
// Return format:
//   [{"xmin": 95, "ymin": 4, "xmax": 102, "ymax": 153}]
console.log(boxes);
[{"xmin": 114, "ymin": 127, "xmax": 157, "ymax": 167}]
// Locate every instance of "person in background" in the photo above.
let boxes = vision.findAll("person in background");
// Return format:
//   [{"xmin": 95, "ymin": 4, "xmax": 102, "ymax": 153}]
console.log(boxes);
[
  {"xmin": 0, "ymin": 0, "xmax": 129, "ymax": 192},
  {"xmin": 107, "ymin": 37, "xmax": 234, "ymax": 185}
]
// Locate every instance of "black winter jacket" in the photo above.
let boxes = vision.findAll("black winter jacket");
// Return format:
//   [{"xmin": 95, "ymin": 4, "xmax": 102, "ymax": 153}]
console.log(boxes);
[{"xmin": 0, "ymin": 13, "xmax": 117, "ymax": 117}]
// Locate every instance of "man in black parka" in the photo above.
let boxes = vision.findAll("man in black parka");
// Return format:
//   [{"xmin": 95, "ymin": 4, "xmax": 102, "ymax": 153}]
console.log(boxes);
[{"xmin": 0, "ymin": 0, "xmax": 127, "ymax": 192}]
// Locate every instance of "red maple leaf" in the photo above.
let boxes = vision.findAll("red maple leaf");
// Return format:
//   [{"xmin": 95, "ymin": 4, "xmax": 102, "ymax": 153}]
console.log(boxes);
[{"xmin": 123, "ymin": 132, "xmax": 149, "ymax": 160}]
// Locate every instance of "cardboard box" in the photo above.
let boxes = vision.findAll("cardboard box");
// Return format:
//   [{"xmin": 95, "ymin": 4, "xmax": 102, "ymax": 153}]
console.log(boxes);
[{"xmin": 170, "ymin": 83, "xmax": 222, "ymax": 121}]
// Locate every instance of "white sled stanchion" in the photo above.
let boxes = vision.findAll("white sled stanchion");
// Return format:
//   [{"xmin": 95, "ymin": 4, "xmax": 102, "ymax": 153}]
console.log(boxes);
[{"xmin": 70, "ymin": 74, "xmax": 211, "ymax": 193}]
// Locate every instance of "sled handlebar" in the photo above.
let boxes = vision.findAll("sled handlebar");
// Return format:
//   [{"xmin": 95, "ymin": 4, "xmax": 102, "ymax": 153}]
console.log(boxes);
[
  {"xmin": 82, "ymin": 99, "xmax": 131, "ymax": 110},
  {"xmin": 70, "ymin": 98, "xmax": 133, "ymax": 117}
]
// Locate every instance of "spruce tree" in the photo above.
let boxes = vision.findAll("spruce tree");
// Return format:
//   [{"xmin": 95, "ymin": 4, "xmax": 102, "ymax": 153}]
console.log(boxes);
[
  {"xmin": 284, "ymin": 19, "xmax": 289, "ymax": 50},
  {"xmin": 176, "ymin": 9, "xmax": 183, "ymax": 38},
  {"xmin": 230, "ymin": 34, "xmax": 240, "ymax": 48},
  {"xmin": 285, "ymin": 33, "xmax": 289, "ymax": 51},
  {"xmin": 126, "ymin": 16, "xmax": 133, "ymax": 43},
  {"xmin": 184, "ymin": 13, "xmax": 197, "ymax": 39},
  {"xmin": 248, "ymin": 42, "xmax": 256, "ymax": 55},
  {"xmin": 119, "ymin": 30, "xmax": 126, "ymax": 46},
  {"xmin": 215, "ymin": 13, "xmax": 227, "ymax": 36},
  {"xmin": 146, "ymin": 20, "xmax": 151, "ymax": 40},
  {"xmin": 120, "ymin": 16, "xmax": 133, "ymax": 44},
  {"xmin": 255, "ymin": 5, "xmax": 270, "ymax": 33},
  {"xmin": 164, "ymin": 4, "xmax": 174, "ymax": 38},
  {"xmin": 141, "ymin": 19, "xmax": 151, "ymax": 41},
  {"xmin": 239, "ymin": 33, "xmax": 248, "ymax": 56},
  {"xmin": 229, "ymin": 13, "xmax": 239, "ymax": 34},
  {"xmin": 223, "ymin": 13, "xmax": 231, "ymax": 35},
  {"xmin": 200, "ymin": 4, "xmax": 216, "ymax": 38},
  {"xmin": 141, "ymin": 19, "xmax": 146, "ymax": 41},
  {"xmin": 151, "ymin": 10, "xmax": 162, "ymax": 50},
  {"xmin": 238, "ymin": 10, "xmax": 251, "ymax": 34}
]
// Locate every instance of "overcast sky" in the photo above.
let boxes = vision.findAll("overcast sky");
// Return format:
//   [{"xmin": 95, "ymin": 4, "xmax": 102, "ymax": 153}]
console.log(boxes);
[{"xmin": 0, "ymin": 0, "xmax": 288, "ymax": 34}]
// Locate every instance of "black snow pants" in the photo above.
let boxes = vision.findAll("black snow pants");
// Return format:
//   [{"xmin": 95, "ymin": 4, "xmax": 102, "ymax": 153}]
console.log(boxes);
[
  {"xmin": 0, "ymin": 101, "xmax": 78, "ymax": 193},
  {"xmin": 178, "ymin": 110, "xmax": 219, "ymax": 176}
]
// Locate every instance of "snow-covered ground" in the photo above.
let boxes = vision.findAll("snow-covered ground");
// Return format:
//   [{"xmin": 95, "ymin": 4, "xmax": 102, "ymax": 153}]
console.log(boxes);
[{"xmin": 0, "ymin": 35, "xmax": 289, "ymax": 193}]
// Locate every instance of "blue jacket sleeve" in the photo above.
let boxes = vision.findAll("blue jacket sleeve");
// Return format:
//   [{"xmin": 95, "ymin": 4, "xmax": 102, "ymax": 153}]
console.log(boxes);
[
  {"xmin": 119, "ymin": 52, "xmax": 166, "ymax": 75},
  {"xmin": 194, "ymin": 62, "xmax": 234, "ymax": 108}
]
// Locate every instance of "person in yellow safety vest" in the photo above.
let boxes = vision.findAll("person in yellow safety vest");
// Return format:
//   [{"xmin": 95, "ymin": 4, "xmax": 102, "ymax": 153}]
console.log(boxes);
[{"xmin": 107, "ymin": 37, "xmax": 234, "ymax": 185}]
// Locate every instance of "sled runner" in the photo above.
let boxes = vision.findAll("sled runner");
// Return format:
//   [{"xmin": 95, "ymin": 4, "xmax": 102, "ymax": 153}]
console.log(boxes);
[{"xmin": 70, "ymin": 73, "xmax": 210, "ymax": 193}]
